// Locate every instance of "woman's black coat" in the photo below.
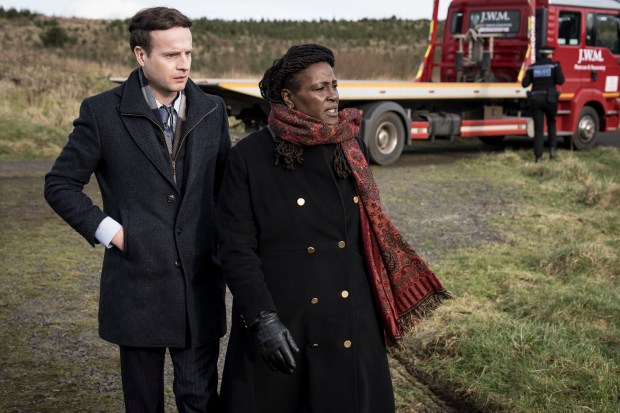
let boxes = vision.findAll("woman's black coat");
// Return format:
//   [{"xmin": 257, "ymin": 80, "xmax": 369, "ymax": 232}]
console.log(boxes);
[{"xmin": 217, "ymin": 128, "xmax": 395, "ymax": 413}]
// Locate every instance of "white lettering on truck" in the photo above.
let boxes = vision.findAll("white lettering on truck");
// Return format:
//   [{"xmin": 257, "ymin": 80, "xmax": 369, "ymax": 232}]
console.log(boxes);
[
  {"xmin": 577, "ymin": 49, "xmax": 604, "ymax": 64},
  {"xmin": 480, "ymin": 11, "xmax": 510, "ymax": 22}
]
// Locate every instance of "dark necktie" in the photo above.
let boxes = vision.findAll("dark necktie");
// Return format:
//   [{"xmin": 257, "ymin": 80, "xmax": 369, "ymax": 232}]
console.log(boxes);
[{"xmin": 159, "ymin": 105, "xmax": 175, "ymax": 154}]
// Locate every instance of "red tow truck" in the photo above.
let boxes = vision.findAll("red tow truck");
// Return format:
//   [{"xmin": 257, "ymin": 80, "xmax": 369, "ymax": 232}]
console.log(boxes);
[
  {"xmin": 416, "ymin": 0, "xmax": 620, "ymax": 154},
  {"xmin": 114, "ymin": 0, "xmax": 620, "ymax": 165}
]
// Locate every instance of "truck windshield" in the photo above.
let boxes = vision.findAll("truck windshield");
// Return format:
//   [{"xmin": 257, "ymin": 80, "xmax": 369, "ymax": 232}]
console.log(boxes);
[
  {"xmin": 469, "ymin": 10, "xmax": 520, "ymax": 34},
  {"xmin": 587, "ymin": 13, "xmax": 620, "ymax": 54}
]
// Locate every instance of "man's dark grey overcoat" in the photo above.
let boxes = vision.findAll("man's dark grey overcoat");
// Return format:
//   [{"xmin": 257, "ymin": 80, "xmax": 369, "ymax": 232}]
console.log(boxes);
[{"xmin": 44, "ymin": 68, "xmax": 230, "ymax": 347}]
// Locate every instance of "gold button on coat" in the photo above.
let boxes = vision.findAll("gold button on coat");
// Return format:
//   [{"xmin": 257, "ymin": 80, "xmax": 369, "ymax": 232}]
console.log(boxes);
[
  {"xmin": 353, "ymin": 196, "xmax": 359, "ymax": 203},
  {"xmin": 310, "ymin": 297, "xmax": 319, "ymax": 304},
  {"xmin": 344, "ymin": 340, "xmax": 352, "ymax": 348},
  {"xmin": 338, "ymin": 241, "xmax": 346, "ymax": 248},
  {"xmin": 307, "ymin": 247, "xmax": 316, "ymax": 254},
  {"xmin": 341, "ymin": 290, "xmax": 349, "ymax": 298},
  {"xmin": 297, "ymin": 198, "xmax": 305, "ymax": 206}
]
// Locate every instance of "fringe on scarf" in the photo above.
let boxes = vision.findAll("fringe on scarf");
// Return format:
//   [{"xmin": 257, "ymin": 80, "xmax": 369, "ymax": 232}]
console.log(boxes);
[{"xmin": 387, "ymin": 290, "xmax": 455, "ymax": 349}]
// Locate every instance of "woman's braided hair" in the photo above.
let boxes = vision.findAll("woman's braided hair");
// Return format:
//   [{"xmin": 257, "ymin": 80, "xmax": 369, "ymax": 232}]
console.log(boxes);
[
  {"xmin": 260, "ymin": 44, "xmax": 350, "ymax": 177},
  {"xmin": 259, "ymin": 44, "xmax": 335, "ymax": 104}
]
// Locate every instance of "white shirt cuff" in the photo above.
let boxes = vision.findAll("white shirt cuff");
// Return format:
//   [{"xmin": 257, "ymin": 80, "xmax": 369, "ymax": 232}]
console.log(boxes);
[{"xmin": 95, "ymin": 217, "xmax": 123, "ymax": 249}]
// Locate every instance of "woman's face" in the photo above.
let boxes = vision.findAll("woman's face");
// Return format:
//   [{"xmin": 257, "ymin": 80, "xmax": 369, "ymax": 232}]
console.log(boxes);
[{"xmin": 282, "ymin": 62, "xmax": 339, "ymax": 124}]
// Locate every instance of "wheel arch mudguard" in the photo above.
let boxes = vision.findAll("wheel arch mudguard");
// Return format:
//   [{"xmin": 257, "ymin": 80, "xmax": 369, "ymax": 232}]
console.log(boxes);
[{"xmin": 569, "ymin": 88, "xmax": 607, "ymax": 132}]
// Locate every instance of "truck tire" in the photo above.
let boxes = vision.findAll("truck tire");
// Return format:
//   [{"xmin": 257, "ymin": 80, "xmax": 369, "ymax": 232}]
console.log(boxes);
[
  {"xmin": 366, "ymin": 112, "xmax": 405, "ymax": 165},
  {"xmin": 566, "ymin": 107, "xmax": 599, "ymax": 150}
]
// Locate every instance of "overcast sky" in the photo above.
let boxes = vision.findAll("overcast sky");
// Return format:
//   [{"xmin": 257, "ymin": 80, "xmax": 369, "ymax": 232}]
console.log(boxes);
[{"xmin": 1, "ymin": 0, "xmax": 449, "ymax": 21}]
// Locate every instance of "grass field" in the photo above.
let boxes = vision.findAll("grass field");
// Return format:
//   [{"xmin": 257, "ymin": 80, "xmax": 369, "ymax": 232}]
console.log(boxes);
[
  {"xmin": 393, "ymin": 148, "xmax": 620, "ymax": 412},
  {"xmin": 1, "ymin": 145, "xmax": 618, "ymax": 412}
]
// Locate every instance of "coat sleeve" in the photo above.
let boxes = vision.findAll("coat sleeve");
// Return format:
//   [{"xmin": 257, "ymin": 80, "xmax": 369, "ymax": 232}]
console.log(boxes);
[
  {"xmin": 44, "ymin": 97, "xmax": 107, "ymax": 246},
  {"xmin": 216, "ymin": 144, "xmax": 277, "ymax": 324},
  {"xmin": 521, "ymin": 66, "xmax": 532, "ymax": 88},
  {"xmin": 554, "ymin": 62, "xmax": 565, "ymax": 86}
]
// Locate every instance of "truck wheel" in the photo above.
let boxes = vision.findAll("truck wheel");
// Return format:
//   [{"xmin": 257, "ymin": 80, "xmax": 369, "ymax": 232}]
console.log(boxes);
[
  {"xmin": 566, "ymin": 107, "xmax": 599, "ymax": 150},
  {"xmin": 367, "ymin": 112, "xmax": 405, "ymax": 165}
]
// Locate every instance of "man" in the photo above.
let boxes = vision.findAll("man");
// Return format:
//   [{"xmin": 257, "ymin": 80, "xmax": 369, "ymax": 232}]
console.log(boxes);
[
  {"xmin": 522, "ymin": 45, "xmax": 565, "ymax": 162},
  {"xmin": 44, "ymin": 7, "xmax": 230, "ymax": 412}
]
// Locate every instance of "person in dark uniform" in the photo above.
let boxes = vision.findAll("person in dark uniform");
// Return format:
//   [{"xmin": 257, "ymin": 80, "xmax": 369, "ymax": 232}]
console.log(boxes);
[
  {"xmin": 216, "ymin": 44, "xmax": 452, "ymax": 413},
  {"xmin": 522, "ymin": 45, "xmax": 565, "ymax": 162}
]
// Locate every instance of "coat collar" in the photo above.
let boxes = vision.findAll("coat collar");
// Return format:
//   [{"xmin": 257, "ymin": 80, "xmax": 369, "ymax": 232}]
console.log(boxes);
[
  {"xmin": 117, "ymin": 69, "xmax": 221, "ymax": 191},
  {"xmin": 118, "ymin": 68, "xmax": 218, "ymax": 124}
]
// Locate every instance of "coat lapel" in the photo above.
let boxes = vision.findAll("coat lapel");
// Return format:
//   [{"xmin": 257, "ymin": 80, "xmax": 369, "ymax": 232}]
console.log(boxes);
[
  {"xmin": 118, "ymin": 69, "xmax": 177, "ymax": 189},
  {"xmin": 181, "ymin": 81, "xmax": 220, "ymax": 193}
]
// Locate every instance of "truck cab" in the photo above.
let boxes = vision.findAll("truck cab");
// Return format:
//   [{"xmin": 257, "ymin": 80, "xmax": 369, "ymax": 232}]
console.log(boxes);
[
  {"xmin": 549, "ymin": 0, "xmax": 620, "ymax": 148},
  {"xmin": 436, "ymin": 0, "xmax": 620, "ymax": 148}
]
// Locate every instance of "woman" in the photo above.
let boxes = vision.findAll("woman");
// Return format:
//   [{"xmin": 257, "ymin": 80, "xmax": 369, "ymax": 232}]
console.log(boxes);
[{"xmin": 217, "ymin": 44, "xmax": 451, "ymax": 413}]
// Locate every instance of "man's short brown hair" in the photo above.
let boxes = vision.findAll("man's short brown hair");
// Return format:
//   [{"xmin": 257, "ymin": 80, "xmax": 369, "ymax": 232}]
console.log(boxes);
[{"xmin": 128, "ymin": 7, "xmax": 192, "ymax": 54}]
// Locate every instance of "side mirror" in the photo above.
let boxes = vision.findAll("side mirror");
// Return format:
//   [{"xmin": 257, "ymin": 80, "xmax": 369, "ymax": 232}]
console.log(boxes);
[{"xmin": 591, "ymin": 71, "xmax": 598, "ymax": 82}]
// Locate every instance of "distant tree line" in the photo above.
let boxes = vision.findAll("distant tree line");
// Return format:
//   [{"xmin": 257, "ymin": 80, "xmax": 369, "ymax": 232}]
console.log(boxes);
[
  {"xmin": 2, "ymin": 9, "xmax": 441, "ymax": 79},
  {"xmin": 0, "ymin": 6, "xmax": 38, "ymax": 19}
]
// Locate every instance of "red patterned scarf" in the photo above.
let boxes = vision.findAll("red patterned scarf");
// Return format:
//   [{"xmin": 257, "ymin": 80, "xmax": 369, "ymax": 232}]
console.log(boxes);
[{"xmin": 269, "ymin": 103, "xmax": 452, "ymax": 346}]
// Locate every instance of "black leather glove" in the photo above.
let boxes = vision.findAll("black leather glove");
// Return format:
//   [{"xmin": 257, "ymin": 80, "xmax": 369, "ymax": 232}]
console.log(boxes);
[{"xmin": 249, "ymin": 311, "xmax": 299, "ymax": 374}]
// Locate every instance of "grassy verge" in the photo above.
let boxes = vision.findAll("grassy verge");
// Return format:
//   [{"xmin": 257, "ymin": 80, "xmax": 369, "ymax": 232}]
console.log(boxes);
[
  {"xmin": 393, "ymin": 148, "xmax": 620, "ymax": 412},
  {"xmin": 0, "ymin": 112, "xmax": 68, "ymax": 160}
]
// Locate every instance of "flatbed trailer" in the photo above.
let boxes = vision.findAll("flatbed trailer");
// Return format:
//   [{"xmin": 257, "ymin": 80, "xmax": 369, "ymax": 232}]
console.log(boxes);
[{"xmin": 183, "ymin": 77, "xmax": 531, "ymax": 165}]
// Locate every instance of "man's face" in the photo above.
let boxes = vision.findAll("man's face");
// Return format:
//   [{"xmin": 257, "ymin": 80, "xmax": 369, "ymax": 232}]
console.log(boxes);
[{"xmin": 134, "ymin": 26, "xmax": 192, "ymax": 104}]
